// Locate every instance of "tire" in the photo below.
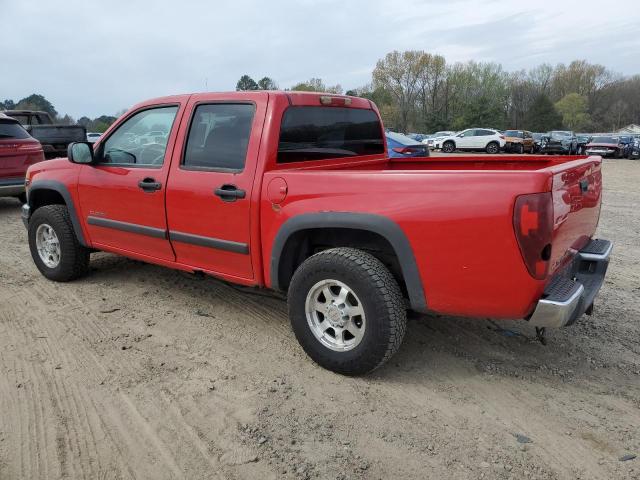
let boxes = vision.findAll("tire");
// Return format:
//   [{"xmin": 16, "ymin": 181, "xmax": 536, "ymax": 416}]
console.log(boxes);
[
  {"xmin": 28, "ymin": 205, "xmax": 90, "ymax": 282},
  {"xmin": 486, "ymin": 142, "xmax": 499, "ymax": 154},
  {"xmin": 442, "ymin": 141, "xmax": 455, "ymax": 153},
  {"xmin": 516, "ymin": 144, "xmax": 524, "ymax": 154},
  {"xmin": 288, "ymin": 247, "xmax": 407, "ymax": 376}
]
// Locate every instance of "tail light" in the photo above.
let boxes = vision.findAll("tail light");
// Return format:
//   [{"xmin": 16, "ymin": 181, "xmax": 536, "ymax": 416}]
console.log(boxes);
[
  {"xmin": 513, "ymin": 192, "xmax": 554, "ymax": 279},
  {"xmin": 392, "ymin": 146, "xmax": 426, "ymax": 155},
  {"xmin": 499, "ymin": 135, "xmax": 505, "ymax": 140}
]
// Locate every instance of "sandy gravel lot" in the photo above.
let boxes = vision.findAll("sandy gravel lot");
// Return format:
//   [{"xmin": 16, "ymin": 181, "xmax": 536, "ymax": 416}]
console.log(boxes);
[{"xmin": 0, "ymin": 159, "xmax": 638, "ymax": 480}]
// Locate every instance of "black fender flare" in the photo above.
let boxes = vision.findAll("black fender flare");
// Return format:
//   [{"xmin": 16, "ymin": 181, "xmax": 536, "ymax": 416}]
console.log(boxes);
[
  {"xmin": 270, "ymin": 212, "xmax": 427, "ymax": 312},
  {"xmin": 28, "ymin": 180, "xmax": 88, "ymax": 246}
]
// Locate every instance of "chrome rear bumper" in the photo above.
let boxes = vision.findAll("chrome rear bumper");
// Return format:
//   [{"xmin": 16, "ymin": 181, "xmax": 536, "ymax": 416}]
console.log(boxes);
[{"xmin": 528, "ymin": 239, "xmax": 612, "ymax": 329}]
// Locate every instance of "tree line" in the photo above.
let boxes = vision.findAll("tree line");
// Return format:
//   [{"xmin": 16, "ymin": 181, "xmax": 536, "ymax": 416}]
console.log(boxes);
[
  {"xmin": 357, "ymin": 51, "xmax": 640, "ymax": 133},
  {"xmin": 5, "ymin": 52, "xmax": 639, "ymax": 135},
  {"xmin": 237, "ymin": 54, "xmax": 640, "ymax": 133},
  {"xmin": 0, "ymin": 94, "xmax": 119, "ymax": 132}
]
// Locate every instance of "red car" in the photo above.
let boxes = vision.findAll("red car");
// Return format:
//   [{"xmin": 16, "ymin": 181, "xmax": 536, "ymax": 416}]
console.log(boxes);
[
  {"xmin": 21, "ymin": 91, "xmax": 611, "ymax": 375},
  {"xmin": 0, "ymin": 113, "xmax": 45, "ymax": 202},
  {"xmin": 585, "ymin": 136, "xmax": 626, "ymax": 158}
]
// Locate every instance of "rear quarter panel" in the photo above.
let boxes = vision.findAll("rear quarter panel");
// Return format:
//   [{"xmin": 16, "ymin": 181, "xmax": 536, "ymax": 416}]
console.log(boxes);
[{"xmin": 261, "ymin": 168, "xmax": 553, "ymax": 319}]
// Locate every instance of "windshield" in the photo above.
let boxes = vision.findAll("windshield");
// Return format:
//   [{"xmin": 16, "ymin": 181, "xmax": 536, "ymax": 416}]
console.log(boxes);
[
  {"xmin": 549, "ymin": 131, "xmax": 571, "ymax": 139},
  {"xmin": 278, "ymin": 107, "xmax": 384, "ymax": 163},
  {"xmin": 0, "ymin": 120, "xmax": 31, "ymax": 139},
  {"xmin": 590, "ymin": 136, "xmax": 617, "ymax": 144},
  {"xmin": 504, "ymin": 130, "xmax": 523, "ymax": 138}
]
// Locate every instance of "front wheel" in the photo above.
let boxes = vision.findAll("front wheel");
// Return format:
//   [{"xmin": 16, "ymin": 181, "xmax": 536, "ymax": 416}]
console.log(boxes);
[
  {"xmin": 28, "ymin": 205, "xmax": 90, "ymax": 282},
  {"xmin": 516, "ymin": 144, "xmax": 524, "ymax": 154},
  {"xmin": 288, "ymin": 248, "xmax": 407, "ymax": 375},
  {"xmin": 442, "ymin": 141, "xmax": 455, "ymax": 153},
  {"xmin": 486, "ymin": 142, "xmax": 500, "ymax": 154}
]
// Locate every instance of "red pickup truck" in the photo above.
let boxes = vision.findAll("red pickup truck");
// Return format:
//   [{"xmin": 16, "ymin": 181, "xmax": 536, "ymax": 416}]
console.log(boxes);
[{"xmin": 22, "ymin": 91, "xmax": 611, "ymax": 375}]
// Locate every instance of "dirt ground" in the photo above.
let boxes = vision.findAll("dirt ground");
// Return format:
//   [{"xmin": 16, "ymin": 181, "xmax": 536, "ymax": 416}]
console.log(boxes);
[{"xmin": 0, "ymin": 159, "xmax": 638, "ymax": 480}]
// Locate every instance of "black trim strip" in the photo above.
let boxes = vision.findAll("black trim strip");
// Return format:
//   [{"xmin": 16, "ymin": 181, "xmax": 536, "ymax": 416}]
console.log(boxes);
[
  {"xmin": 169, "ymin": 231, "xmax": 249, "ymax": 254},
  {"xmin": 270, "ymin": 212, "xmax": 427, "ymax": 313},
  {"xmin": 87, "ymin": 216, "xmax": 166, "ymax": 239},
  {"xmin": 0, "ymin": 177, "xmax": 24, "ymax": 187}
]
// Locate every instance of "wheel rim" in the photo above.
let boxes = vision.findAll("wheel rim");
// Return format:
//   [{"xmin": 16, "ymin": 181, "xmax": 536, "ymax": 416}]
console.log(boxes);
[
  {"xmin": 305, "ymin": 279, "xmax": 366, "ymax": 352},
  {"xmin": 35, "ymin": 223, "xmax": 61, "ymax": 268},
  {"xmin": 488, "ymin": 143, "xmax": 498, "ymax": 153}
]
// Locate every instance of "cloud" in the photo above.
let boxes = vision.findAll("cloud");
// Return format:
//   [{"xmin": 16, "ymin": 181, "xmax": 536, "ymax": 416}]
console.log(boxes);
[{"xmin": 1, "ymin": 0, "xmax": 638, "ymax": 118}]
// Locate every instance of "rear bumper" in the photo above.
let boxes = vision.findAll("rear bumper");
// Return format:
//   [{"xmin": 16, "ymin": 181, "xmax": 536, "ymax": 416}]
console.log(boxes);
[
  {"xmin": 528, "ymin": 239, "xmax": 612, "ymax": 328},
  {"xmin": 0, "ymin": 178, "xmax": 25, "ymax": 197}
]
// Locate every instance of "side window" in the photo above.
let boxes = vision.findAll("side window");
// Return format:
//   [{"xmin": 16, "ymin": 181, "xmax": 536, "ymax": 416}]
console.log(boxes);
[
  {"xmin": 479, "ymin": 129, "xmax": 494, "ymax": 136},
  {"xmin": 461, "ymin": 130, "xmax": 476, "ymax": 137},
  {"xmin": 183, "ymin": 103, "xmax": 255, "ymax": 171},
  {"xmin": 100, "ymin": 106, "xmax": 178, "ymax": 166}
]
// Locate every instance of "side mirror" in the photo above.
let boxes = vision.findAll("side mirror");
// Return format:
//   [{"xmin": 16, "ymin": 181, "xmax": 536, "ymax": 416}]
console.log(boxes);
[{"xmin": 67, "ymin": 142, "xmax": 95, "ymax": 164}]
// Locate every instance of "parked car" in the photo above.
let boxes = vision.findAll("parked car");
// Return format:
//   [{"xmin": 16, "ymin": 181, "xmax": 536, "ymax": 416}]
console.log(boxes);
[
  {"xmin": 438, "ymin": 128, "xmax": 505, "ymax": 154},
  {"xmin": 0, "ymin": 113, "xmax": 45, "ymax": 202},
  {"xmin": 503, "ymin": 130, "xmax": 534, "ymax": 154},
  {"xmin": 386, "ymin": 132, "xmax": 430, "ymax": 158},
  {"xmin": 22, "ymin": 91, "xmax": 611, "ymax": 375},
  {"xmin": 531, "ymin": 133, "xmax": 544, "ymax": 153},
  {"xmin": 585, "ymin": 136, "xmax": 627, "ymax": 158},
  {"xmin": 86, "ymin": 132, "xmax": 102, "ymax": 143},
  {"xmin": 617, "ymin": 136, "xmax": 634, "ymax": 158},
  {"xmin": 425, "ymin": 131, "xmax": 455, "ymax": 148},
  {"xmin": 406, "ymin": 133, "xmax": 428, "ymax": 142},
  {"xmin": 539, "ymin": 131, "xmax": 578, "ymax": 155},
  {"xmin": 3, "ymin": 110, "xmax": 86, "ymax": 159},
  {"xmin": 628, "ymin": 137, "xmax": 640, "ymax": 159},
  {"xmin": 576, "ymin": 134, "xmax": 592, "ymax": 154}
]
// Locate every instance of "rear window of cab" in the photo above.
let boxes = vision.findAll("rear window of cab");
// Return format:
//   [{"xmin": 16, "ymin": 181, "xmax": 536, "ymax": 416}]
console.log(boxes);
[
  {"xmin": 0, "ymin": 120, "xmax": 30, "ymax": 139},
  {"xmin": 277, "ymin": 106, "xmax": 384, "ymax": 163}
]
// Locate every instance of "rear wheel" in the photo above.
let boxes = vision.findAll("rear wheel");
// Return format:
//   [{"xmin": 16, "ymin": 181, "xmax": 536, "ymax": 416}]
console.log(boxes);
[
  {"xmin": 28, "ymin": 205, "xmax": 90, "ymax": 282},
  {"xmin": 442, "ymin": 141, "xmax": 455, "ymax": 153},
  {"xmin": 288, "ymin": 248, "xmax": 407, "ymax": 375},
  {"xmin": 486, "ymin": 142, "xmax": 500, "ymax": 154},
  {"xmin": 516, "ymin": 143, "xmax": 524, "ymax": 154}
]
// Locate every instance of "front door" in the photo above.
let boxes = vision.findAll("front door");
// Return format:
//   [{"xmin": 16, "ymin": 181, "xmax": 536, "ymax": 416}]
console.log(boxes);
[
  {"xmin": 77, "ymin": 102, "xmax": 186, "ymax": 261},
  {"xmin": 165, "ymin": 93, "xmax": 268, "ymax": 281},
  {"xmin": 457, "ymin": 129, "xmax": 477, "ymax": 149}
]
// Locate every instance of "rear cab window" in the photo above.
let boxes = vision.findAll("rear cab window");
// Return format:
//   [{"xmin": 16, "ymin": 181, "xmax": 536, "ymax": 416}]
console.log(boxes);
[
  {"xmin": 0, "ymin": 120, "xmax": 30, "ymax": 139},
  {"xmin": 277, "ymin": 107, "xmax": 384, "ymax": 163}
]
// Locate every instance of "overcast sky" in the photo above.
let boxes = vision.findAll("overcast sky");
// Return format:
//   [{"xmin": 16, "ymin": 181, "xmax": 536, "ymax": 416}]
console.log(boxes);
[{"xmin": 2, "ymin": 0, "xmax": 639, "ymax": 118}]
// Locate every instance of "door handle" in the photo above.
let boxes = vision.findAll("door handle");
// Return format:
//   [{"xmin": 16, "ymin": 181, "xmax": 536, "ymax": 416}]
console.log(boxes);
[
  {"xmin": 138, "ymin": 177, "xmax": 162, "ymax": 192},
  {"xmin": 214, "ymin": 184, "xmax": 246, "ymax": 202}
]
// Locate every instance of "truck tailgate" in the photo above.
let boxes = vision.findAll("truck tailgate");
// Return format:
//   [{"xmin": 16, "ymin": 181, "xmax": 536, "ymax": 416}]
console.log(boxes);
[{"xmin": 548, "ymin": 157, "xmax": 602, "ymax": 274}]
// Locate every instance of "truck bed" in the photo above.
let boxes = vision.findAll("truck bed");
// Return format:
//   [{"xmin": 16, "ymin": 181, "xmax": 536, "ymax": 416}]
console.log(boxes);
[{"xmin": 264, "ymin": 154, "xmax": 602, "ymax": 319}]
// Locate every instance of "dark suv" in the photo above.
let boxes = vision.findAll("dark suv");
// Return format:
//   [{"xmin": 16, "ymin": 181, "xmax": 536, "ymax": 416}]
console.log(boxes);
[{"xmin": 540, "ymin": 131, "xmax": 578, "ymax": 155}]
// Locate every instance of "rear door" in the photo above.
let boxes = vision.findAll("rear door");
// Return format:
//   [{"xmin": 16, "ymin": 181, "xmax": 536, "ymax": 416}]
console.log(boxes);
[
  {"xmin": 77, "ymin": 99, "xmax": 189, "ymax": 260},
  {"xmin": 165, "ymin": 92, "xmax": 268, "ymax": 281}
]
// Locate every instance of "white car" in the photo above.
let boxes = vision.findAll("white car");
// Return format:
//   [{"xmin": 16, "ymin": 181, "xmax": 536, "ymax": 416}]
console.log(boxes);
[
  {"xmin": 437, "ymin": 128, "xmax": 505, "ymax": 154},
  {"xmin": 424, "ymin": 131, "xmax": 455, "ymax": 148},
  {"xmin": 86, "ymin": 132, "xmax": 102, "ymax": 143}
]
